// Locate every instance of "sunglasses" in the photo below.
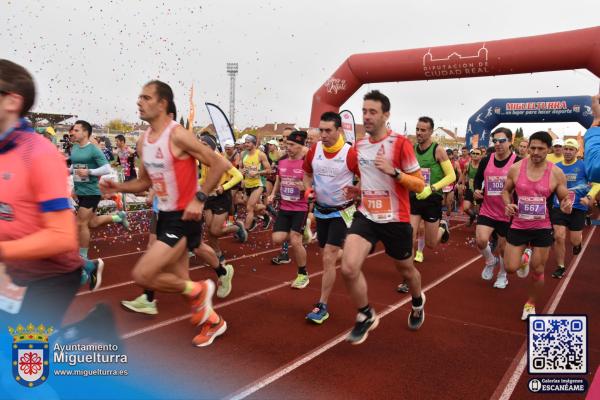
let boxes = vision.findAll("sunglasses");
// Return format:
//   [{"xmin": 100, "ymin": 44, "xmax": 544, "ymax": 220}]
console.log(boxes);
[
  {"xmin": 470, "ymin": 152, "xmax": 481, "ymax": 156},
  {"xmin": 492, "ymin": 138, "xmax": 508, "ymax": 144}
]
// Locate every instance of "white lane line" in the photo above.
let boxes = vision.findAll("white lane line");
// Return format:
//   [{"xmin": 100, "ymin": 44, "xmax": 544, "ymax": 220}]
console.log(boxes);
[
  {"xmin": 225, "ymin": 254, "xmax": 483, "ymax": 400},
  {"xmin": 76, "ymin": 247, "xmax": 282, "ymax": 296},
  {"xmin": 495, "ymin": 226, "xmax": 596, "ymax": 400}
]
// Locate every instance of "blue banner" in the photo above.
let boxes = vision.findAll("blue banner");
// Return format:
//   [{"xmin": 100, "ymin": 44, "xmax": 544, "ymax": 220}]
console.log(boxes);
[{"xmin": 465, "ymin": 96, "xmax": 594, "ymax": 149}]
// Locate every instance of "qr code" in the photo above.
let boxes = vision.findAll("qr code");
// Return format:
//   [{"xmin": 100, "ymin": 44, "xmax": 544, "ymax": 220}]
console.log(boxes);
[{"xmin": 528, "ymin": 315, "xmax": 587, "ymax": 374}]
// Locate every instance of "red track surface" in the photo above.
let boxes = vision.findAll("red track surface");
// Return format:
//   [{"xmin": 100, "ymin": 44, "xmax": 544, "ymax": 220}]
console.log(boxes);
[{"xmin": 66, "ymin": 217, "xmax": 599, "ymax": 399}]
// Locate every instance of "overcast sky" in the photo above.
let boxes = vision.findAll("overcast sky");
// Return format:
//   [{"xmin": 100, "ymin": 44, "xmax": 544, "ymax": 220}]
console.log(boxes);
[{"xmin": 2, "ymin": 0, "xmax": 598, "ymax": 137}]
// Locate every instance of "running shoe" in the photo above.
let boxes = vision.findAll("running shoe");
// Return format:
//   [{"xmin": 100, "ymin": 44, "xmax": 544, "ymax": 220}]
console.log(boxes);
[
  {"xmin": 121, "ymin": 293, "xmax": 158, "ymax": 315},
  {"xmin": 396, "ymin": 283, "xmax": 410, "ymax": 293},
  {"xmin": 408, "ymin": 293, "xmax": 426, "ymax": 330},
  {"xmin": 89, "ymin": 259, "xmax": 105, "ymax": 291},
  {"xmin": 552, "ymin": 266, "xmax": 566, "ymax": 279},
  {"xmin": 439, "ymin": 220, "xmax": 450, "ymax": 243},
  {"xmin": 306, "ymin": 303, "xmax": 329, "ymax": 324},
  {"xmin": 517, "ymin": 249, "xmax": 531, "ymax": 278},
  {"xmin": 216, "ymin": 264, "xmax": 234, "ymax": 299},
  {"xmin": 414, "ymin": 250, "xmax": 424, "ymax": 263},
  {"xmin": 272, "ymin": 253, "xmax": 291, "ymax": 265},
  {"xmin": 262, "ymin": 214, "xmax": 272, "ymax": 229},
  {"xmin": 234, "ymin": 221, "xmax": 248, "ymax": 243},
  {"xmin": 521, "ymin": 303, "xmax": 536, "ymax": 321},
  {"xmin": 189, "ymin": 280, "xmax": 216, "ymax": 326},
  {"xmin": 291, "ymin": 273, "xmax": 309, "ymax": 289},
  {"xmin": 192, "ymin": 317, "xmax": 227, "ymax": 347},
  {"xmin": 481, "ymin": 256, "xmax": 498, "ymax": 281},
  {"xmin": 117, "ymin": 210, "xmax": 130, "ymax": 231},
  {"xmin": 573, "ymin": 244, "xmax": 582, "ymax": 255},
  {"xmin": 493, "ymin": 272, "xmax": 508, "ymax": 289},
  {"xmin": 346, "ymin": 310, "xmax": 379, "ymax": 345},
  {"xmin": 248, "ymin": 219, "xmax": 258, "ymax": 232}
]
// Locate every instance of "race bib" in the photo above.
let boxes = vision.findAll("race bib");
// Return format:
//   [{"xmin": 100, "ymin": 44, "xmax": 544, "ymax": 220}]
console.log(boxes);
[
  {"xmin": 468, "ymin": 178, "xmax": 475, "ymax": 191},
  {"xmin": 0, "ymin": 268, "xmax": 26, "ymax": 314},
  {"xmin": 73, "ymin": 164, "xmax": 90, "ymax": 182},
  {"xmin": 567, "ymin": 190, "xmax": 576, "ymax": 204},
  {"xmin": 362, "ymin": 190, "xmax": 392, "ymax": 222},
  {"xmin": 486, "ymin": 176, "xmax": 506, "ymax": 196},
  {"xmin": 518, "ymin": 196, "xmax": 546, "ymax": 220},
  {"xmin": 280, "ymin": 177, "xmax": 301, "ymax": 201},
  {"xmin": 421, "ymin": 168, "xmax": 431, "ymax": 185},
  {"xmin": 339, "ymin": 204, "xmax": 357, "ymax": 228},
  {"xmin": 150, "ymin": 173, "xmax": 169, "ymax": 200}
]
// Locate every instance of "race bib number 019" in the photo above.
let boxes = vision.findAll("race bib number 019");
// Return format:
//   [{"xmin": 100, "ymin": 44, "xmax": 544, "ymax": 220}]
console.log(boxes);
[
  {"xmin": 518, "ymin": 196, "xmax": 546, "ymax": 220},
  {"xmin": 362, "ymin": 190, "xmax": 392, "ymax": 222}
]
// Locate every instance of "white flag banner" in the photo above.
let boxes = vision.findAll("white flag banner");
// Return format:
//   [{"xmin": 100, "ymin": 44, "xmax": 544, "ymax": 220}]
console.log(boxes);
[
  {"xmin": 340, "ymin": 110, "xmax": 356, "ymax": 144},
  {"xmin": 205, "ymin": 102, "xmax": 235, "ymax": 146}
]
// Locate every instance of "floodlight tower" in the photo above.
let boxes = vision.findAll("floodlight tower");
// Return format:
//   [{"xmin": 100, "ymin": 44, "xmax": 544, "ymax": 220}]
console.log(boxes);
[{"xmin": 226, "ymin": 62, "xmax": 239, "ymax": 128}]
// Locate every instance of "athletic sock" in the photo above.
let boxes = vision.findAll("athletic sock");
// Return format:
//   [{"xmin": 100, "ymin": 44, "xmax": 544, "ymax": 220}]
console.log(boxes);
[
  {"xmin": 357, "ymin": 305, "xmax": 373, "ymax": 320},
  {"xmin": 480, "ymin": 244, "xmax": 495, "ymax": 264},
  {"xmin": 182, "ymin": 281, "xmax": 195, "ymax": 296},
  {"xmin": 144, "ymin": 290, "xmax": 155, "ymax": 302},
  {"xmin": 417, "ymin": 237, "xmax": 425, "ymax": 252},
  {"xmin": 298, "ymin": 266, "xmax": 307, "ymax": 275},
  {"xmin": 498, "ymin": 257, "xmax": 506, "ymax": 274},
  {"xmin": 282, "ymin": 241, "xmax": 289, "ymax": 256},
  {"xmin": 111, "ymin": 214, "xmax": 123, "ymax": 223},
  {"xmin": 206, "ymin": 310, "xmax": 220, "ymax": 325},
  {"xmin": 412, "ymin": 296, "xmax": 423, "ymax": 308},
  {"xmin": 215, "ymin": 266, "xmax": 227, "ymax": 277}
]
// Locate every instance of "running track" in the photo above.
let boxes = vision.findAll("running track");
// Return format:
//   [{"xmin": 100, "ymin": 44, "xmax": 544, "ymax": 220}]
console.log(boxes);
[{"xmin": 65, "ymin": 215, "xmax": 600, "ymax": 399}]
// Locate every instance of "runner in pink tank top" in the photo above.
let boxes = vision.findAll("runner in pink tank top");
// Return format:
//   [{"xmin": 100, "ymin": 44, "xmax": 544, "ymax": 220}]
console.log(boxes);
[
  {"xmin": 474, "ymin": 128, "xmax": 520, "ymax": 289},
  {"xmin": 100, "ymin": 80, "xmax": 232, "ymax": 347},
  {"xmin": 501, "ymin": 131, "xmax": 572, "ymax": 321},
  {"xmin": 267, "ymin": 131, "xmax": 310, "ymax": 292},
  {"xmin": 511, "ymin": 158, "xmax": 553, "ymax": 230}
]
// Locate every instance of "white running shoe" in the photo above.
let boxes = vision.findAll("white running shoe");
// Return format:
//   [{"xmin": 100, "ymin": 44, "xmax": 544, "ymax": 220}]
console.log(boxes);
[
  {"xmin": 493, "ymin": 272, "xmax": 508, "ymax": 289},
  {"xmin": 521, "ymin": 303, "xmax": 536, "ymax": 321},
  {"xmin": 481, "ymin": 257, "xmax": 497, "ymax": 281}
]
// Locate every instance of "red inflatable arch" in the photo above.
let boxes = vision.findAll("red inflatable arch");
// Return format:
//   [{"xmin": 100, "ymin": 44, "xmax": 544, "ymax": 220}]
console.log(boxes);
[{"xmin": 309, "ymin": 26, "xmax": 600, "ymax": 127}]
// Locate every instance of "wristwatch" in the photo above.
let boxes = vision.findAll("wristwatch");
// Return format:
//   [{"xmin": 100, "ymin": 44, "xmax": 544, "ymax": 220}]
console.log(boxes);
[
  {"xmin": 392, "ymin": 168, "xmax": 401, "ymax": 178},
  {"xmin": 195, "ymin": 191, "xmax": 208, "ymax": 203}
]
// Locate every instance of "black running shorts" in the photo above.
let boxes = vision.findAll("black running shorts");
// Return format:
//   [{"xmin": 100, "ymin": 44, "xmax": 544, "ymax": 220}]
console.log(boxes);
[
  {"xmin": 156, "ymin": 211, "xmax": 204, "ymax": 251},
  {"xmin": 348, "ymin": 211, "xmax": 413, "ymax": 260}
]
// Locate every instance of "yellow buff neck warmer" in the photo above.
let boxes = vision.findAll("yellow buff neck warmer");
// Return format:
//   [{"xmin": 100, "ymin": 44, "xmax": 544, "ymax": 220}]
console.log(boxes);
[{"xmin": 323, "ymin": 134, "xmax": 345, "ymax": 153}]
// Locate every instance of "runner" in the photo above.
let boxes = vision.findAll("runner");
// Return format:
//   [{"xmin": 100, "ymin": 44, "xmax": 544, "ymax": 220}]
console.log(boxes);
[
  {"xmin": 101, "ymin": 80, "xmax": 230, "ymax": 346},
  {"xmin": 457, "ymin": 145, "xmax": 471, "ymax": 208},
  {"xmin": 501, "ymin": 131, "xmax": 572, "ymax": 320},
  {"xmin": 267, "ymin": 130, "xmax": 310, "ymax": 290},
  {"xmin": 546, "ymin": 138, "xmax": 565, "ymax": 164},
  {"xmin": 404, "ymin": 116, "xmax": 454, "ymax": 268},
  {"xmin": 303, "ymin": 111, "xmax": 360, "ymax": 323},
  {"xmin": 198, "ymin": 133, "xmax": 246, "ymax": 298},
  {"xmin": 240, "ymin": 134, "xmax": 271, "ymax": 231},
  {"xmin": 0, "ymin": 59, "xmax": 118, "ymax": 354},
  {"xmin": 442, "ymin": 148, "xmax": 462, "ymax": 224},
  {"xmin": 341, "ymin": 90, "xmax": 426, "ymax": 344},
  {"xmin": 516, "ymin": 139, "xmax": 529, "ymax": 159},
  {"xmin": 461, "ymin": 148, "xmax": 482, "ymax": 226},
  {"xmin": 69, "ymin": 120, "xmax": 129, "ymax": 288},
  {"xmin": 473, "ymin": 127, "xmax": 520, "ymax": 289},
  {"xmin": 115, "ymin": 134, "xmax": 137, "ymax": 181},
  {"xmin": 550, "ymin": 138, "xmax": 600, "ymax": 279}
]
